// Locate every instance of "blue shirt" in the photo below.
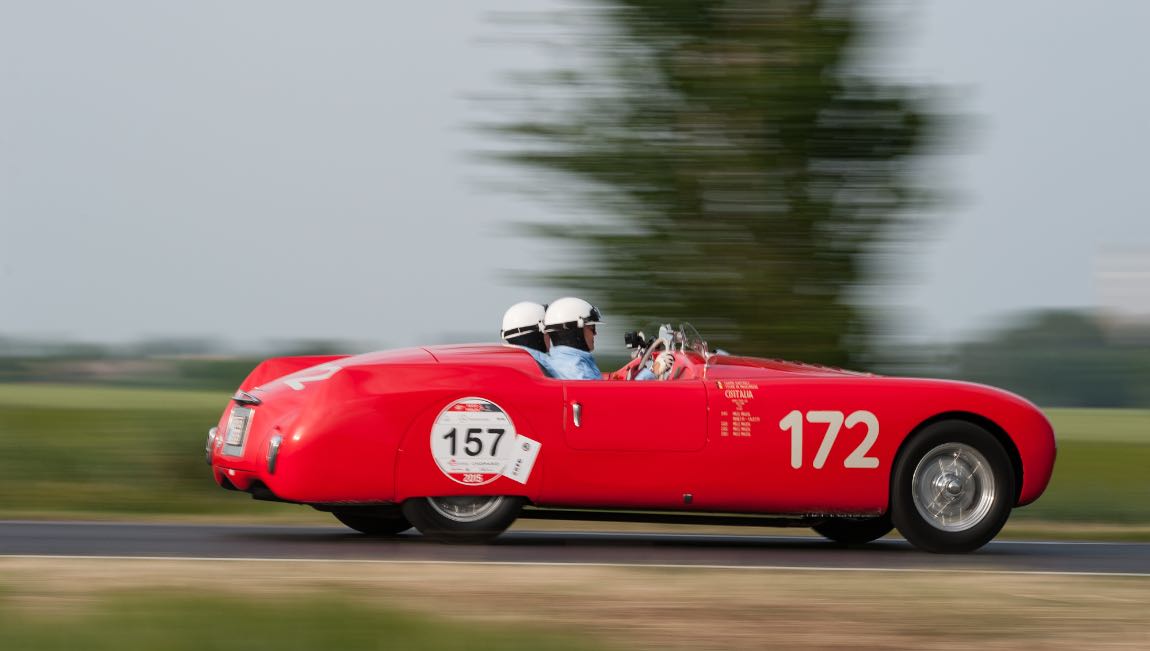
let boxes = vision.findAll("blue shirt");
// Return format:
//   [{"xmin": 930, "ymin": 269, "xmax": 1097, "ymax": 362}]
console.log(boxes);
[
  {"xmin": 518, "ymin": 346, "xmax": 559, "ymax": 378},
  {"xmin": 634, "ymin": 368, "xmax": 656, "ymax": 381},
  {"xmin": 548, "ymin": 345, "xmax": 603, "ymax": 380}
]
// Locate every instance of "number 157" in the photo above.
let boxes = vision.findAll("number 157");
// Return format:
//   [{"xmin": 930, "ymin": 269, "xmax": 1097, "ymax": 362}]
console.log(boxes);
[{"xmin": 442, "ymin": 427, "xmax": 505, "ymax": 457}]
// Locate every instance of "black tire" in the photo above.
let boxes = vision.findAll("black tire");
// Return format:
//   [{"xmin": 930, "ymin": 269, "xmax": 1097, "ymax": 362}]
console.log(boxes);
[
  {"xmin": 812, "ymin": 516, "xmax": 893, "ymax": 545},
  {"xmin": 891, "ymin": 420, "xmax": 1014, "ymax": 554},
  {"xmin": 332, "ymin": 507, "xmax": 412, "ymax": 536},
  {"xmin": 401, "ymin": 495, "xmax": 524, "ymax": 543}
]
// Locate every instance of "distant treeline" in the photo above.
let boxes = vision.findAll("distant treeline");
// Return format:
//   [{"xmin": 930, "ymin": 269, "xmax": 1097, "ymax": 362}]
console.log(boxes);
[
  {"xmin": 936, "ymin": 310, "xmax": 1150, "ymax": 408},
  {"xmin": 0, "ymin": 355, "xmax": 264, "ymax": 392},
  {"xmin": 2, "ymin": 310, "xmax": 1148, "ymax": 407},
  {"xmin": 0, "ymin": 338, "xmax": 357, "ymax": 393}
]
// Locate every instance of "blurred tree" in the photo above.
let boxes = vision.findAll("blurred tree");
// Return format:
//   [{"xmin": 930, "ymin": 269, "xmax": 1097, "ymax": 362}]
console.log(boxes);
[{"xmin": 488, "ymin": 0, "xmax": 939, "ymax": 367}]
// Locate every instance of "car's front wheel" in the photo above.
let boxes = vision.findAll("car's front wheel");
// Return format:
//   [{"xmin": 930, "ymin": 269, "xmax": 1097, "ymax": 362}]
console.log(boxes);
[
  {"xmin": 812, "ymin": 515, "xmax": 893, "ymax": 545},
  {"xmin": 891, "ymin": 420, "xmax": 1014, "ymax": 553},
  {"xmin": 402, "ymin": 495, "xmax": 523, "ymax": 543},
  {"xmin": 331, "ymin": 507, "xmax": 412, "ymax": 536}
]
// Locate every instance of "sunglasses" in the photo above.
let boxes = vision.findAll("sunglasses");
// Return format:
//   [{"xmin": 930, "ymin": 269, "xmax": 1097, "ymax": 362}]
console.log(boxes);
[{"xmin": 586, "ymin": 324, "xmax": 597, "ymax": 335}]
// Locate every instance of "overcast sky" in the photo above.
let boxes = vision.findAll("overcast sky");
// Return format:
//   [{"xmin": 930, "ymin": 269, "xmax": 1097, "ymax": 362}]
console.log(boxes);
[{"xmin": 2, "ymin": 1, "xmax": 1148, "ymax": 352}]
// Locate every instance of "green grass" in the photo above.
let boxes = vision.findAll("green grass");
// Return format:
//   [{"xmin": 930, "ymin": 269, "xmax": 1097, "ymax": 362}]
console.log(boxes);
[
  {"xmin": 0, "ymin": 383, "xmax": 1147, "ymax": 528},
  {"xmin": 1044, "ymin": 408, "xmax": 1150, "ymax": 444},
  {"xmin": 1011, "ymin": 409, "xmax": 1150, "ymax": 523},
  {"xmin": 1012, "ymin": 441, "xmax": 1150, "ymax": 523},
  {"xmin": 0, "ymin": 591, "xmax": 606, "ymax": 651},
  {"xmin": 0, "ymin": 383, "xmax": 267, "ymax": 516}
]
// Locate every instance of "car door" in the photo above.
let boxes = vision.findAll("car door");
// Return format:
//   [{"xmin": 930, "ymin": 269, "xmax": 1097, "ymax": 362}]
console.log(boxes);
[
  {"xmin": 562, "ymin": 380, "xmax": 707, "ymax": 452},
  {"xmin": 537, "ymin": 379, "xmax": 708, "ymax": 509}
]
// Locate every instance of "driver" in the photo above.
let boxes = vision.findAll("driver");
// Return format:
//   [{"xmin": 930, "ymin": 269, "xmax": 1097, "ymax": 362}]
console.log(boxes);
[
  {"xmin": 543, "ymin": 297, "xmax": 674, "ymax": 380},
  {"xmin": 543, "ymin": 297, "xmax": 605, "ymax": 380},
  {"xmin": 500, "ymin": 302, "xmax": 557, "ymax": 376}
]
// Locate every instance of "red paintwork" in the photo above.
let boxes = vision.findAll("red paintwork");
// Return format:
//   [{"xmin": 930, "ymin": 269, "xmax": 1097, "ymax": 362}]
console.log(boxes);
[{"xmin": 210, "ymin": 344, "xmax": 1056, "ymax": 517}]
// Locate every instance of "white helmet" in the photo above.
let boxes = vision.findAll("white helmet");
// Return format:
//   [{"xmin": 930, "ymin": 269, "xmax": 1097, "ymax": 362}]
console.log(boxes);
[
  {"xmin": 501, "ymin": 302, "xmax": 546, "ymax": 340},
  {"xmin": 544, "ymin": 297, "xmax": 604, "ymax": 332}
]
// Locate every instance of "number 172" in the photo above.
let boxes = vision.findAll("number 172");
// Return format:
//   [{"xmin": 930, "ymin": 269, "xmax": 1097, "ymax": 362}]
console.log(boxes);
[{"xmin": 778, "ymin": 410, "xmax": 879, "ymax": 470}]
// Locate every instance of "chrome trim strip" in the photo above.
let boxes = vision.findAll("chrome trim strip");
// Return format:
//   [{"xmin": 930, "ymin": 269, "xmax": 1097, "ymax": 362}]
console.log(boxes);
[
  {"xmin": 232, "ymin": 390, "xmax": 262, "ymax": 406},
  {"xmin": 267, "ymin": 435, "xmax": 283, "ymax": 474},
  {"xmin": 205, "ymin": 427, "xmax": 217, "ymax": 465}
]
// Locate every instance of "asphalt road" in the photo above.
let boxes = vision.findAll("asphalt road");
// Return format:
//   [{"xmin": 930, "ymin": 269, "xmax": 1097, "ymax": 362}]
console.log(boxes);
[{"xmin": 2, "ymin": 521, "xmax": 1148, "ymax": 576}]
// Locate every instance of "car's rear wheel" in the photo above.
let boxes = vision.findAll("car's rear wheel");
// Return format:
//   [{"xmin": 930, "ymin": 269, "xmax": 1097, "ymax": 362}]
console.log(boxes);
[
  {"xmin": 812, "ymin": 515, "xmax": 893, "ymax": 545},
  {"xmin": 891, "ymin": 420, "xmax": 1014, "ymax": 554},
  {"xmin": 331, "ymin": 507, "xmax": 412, "ymax": 536},
  {"xmin": 402, "ymin": 495, "xmax": 523, "ymax": 543}
]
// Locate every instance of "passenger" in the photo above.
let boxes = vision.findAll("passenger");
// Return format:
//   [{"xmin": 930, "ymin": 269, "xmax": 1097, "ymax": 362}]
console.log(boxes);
[
  {"xmin": 543, "ymin": 297, "xmax": 604, "ymax": 380},
  {"xmin": 500, "ymin": 302, "xmax": 557, "ymax": 377}
]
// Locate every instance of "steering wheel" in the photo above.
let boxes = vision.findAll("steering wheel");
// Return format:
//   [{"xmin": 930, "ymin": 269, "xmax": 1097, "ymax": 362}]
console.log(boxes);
[{"xmin": 630, "ymin": 337, "xmax": 671, "ymax": 380}]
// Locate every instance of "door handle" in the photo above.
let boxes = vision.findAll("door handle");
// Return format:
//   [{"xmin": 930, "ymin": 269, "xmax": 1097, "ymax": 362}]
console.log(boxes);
[{"xmin": 572, "ymin": 402, "xmax": 582, "ymax": 428}]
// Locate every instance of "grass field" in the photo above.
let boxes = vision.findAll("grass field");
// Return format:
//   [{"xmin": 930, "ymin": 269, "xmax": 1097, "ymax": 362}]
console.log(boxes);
[
  {"xmin": 0, "ymin": 384, "xmax": 277, "ymax": 517},
  {"xmin": 0, "ymin": 384, "xmax": 1147, "ymax": 530},
  {"xmin": 1012, "ymin": 408, "xmax": 1150, "ymax": 525},
  {"xmin": 1041, "ymin": 407, "xmax": 1150, "ymax": 443},
  {"xmin": 0, "ymin": 584, "xmax": 605, "ymax": 651},
  {"xmin": 1, "ymin": 558, "xmax": 1147, "ymax": 650}
]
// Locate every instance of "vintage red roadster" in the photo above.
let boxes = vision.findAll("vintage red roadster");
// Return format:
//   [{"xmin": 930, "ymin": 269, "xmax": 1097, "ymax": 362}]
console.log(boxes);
[{"xmin": 206, "ymin": 324, "xmax": 1056, "ymax": 553}]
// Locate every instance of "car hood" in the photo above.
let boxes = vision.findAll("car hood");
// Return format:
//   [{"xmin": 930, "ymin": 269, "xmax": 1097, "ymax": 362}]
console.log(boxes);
[{"xmin": 706, "ymin": 354, "xmax": 872, "ymax": 378}]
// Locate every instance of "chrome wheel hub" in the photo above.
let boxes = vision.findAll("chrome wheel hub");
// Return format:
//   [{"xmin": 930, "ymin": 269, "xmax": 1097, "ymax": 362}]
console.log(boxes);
[
  {"xmin": 911, "ymin": 443, "xmax": 996, "ymax": 532},
  {"xmin": 427, "ymin": 496, "xmax": 505, "ymax": 523}
]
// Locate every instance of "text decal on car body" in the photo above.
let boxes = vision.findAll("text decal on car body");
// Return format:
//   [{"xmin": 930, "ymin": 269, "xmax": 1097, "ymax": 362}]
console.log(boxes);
[
  {"xmin": 430, "ymin": 397, "xmax": 541, "ymax": 486},
  {"xmin": 779, "ymin": 410, "xmax": 880, "ymax": 469},
  {"xmin": 283, "ymin": 363, "xmax": 341, "ymax": 391},
  {"xmin": 716, "ymin": 380, "xmax": 760, "ymax": 437}
]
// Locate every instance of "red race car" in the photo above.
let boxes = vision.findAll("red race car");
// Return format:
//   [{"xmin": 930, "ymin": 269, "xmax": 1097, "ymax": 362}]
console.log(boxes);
[{"xmin": 206, "ymin": 324, "xmax": 1055, "ymax": 553}]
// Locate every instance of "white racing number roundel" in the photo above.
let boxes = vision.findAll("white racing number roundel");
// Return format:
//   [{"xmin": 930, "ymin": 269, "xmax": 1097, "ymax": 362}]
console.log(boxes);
[{"xmin": 430, "ymin": 397, "xmax": 537, "ymax": 486}]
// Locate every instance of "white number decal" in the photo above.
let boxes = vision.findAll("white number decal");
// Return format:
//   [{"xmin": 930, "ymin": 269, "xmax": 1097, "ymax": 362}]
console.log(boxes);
[
  {"xmin": 283, "ymin": 363, "xmax": 341, "ymax": 391},
  {"xmin": 843, "ymin": 410, "xmax": 880, "ymax": 468},
  {"xmin": 779, "ymin": 410, "xmax": 804, "ymax": 469},
  {"xmin": 778, "ymin": 410, "xmax": 880, "ymax": 469},
  {"xmin": 806, "ymin": 411, "xmax": 844, "ymax": 469}
]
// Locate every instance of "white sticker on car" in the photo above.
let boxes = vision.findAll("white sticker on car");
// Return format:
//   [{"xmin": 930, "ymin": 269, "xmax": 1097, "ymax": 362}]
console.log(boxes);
[
  {"xmin": 504, "ymin": 435, "xmax": 541, "ymax": 485},
  {"xmin": 429, "ymin": 397, "xmax": 542, "ymax": 486}
]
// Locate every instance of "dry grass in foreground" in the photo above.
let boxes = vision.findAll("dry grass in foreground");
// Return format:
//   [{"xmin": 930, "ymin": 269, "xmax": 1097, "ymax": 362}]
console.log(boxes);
[{"xmin": 0, "ymin": 558, "xmax": 1147, "ymax": 650}]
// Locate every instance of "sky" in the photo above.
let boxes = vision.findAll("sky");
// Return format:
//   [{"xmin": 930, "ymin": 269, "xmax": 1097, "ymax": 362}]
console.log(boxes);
[
  {"xmin": 2, "ymin": 1, "xmax": 1148, "ymax": 352},
  {"xmin": 878, "ymin": 1, "xmax": 1150, "ymax": 341}
]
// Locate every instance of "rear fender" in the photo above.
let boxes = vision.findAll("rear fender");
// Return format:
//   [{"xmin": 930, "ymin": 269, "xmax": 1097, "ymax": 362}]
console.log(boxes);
[{"xmin": 392, "ymin": 368, "xmax": 559, "ymax": 503}]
